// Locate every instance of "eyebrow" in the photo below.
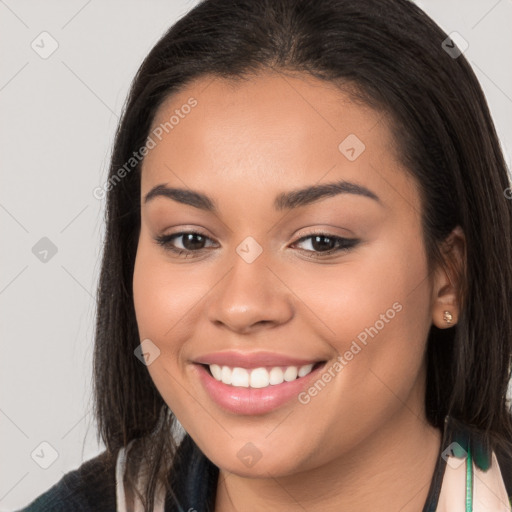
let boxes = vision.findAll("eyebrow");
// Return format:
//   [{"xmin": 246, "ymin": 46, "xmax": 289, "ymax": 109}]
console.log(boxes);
[{"xmin": 143, "ymin": 179, "xmax": 382, "ymax": 212}]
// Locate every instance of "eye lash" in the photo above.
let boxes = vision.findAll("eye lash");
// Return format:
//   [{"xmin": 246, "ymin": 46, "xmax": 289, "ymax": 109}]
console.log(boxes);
[
  {"xmin": 153, "ymin": 231, "xmax": 360, "ymax": 259},
  {"xmin": 292, "ymin": 233, "xmax": 360, "ymax": 258},
  {"xmin": 154, "ymin": 230, "xmax": 212, "ymax": 257}
]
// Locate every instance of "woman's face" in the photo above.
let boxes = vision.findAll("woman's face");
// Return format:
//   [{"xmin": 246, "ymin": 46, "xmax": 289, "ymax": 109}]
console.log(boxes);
[{"xmin": 133, "ymin": 70, "xmax": 443, "ymax": 477}]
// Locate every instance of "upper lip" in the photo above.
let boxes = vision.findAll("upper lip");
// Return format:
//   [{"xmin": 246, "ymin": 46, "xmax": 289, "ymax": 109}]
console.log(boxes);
[{"xmin": 194, "ymin": 351, "xmax": 324, "ymax": 369}]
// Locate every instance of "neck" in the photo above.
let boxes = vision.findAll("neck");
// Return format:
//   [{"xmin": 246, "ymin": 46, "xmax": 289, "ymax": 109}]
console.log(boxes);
[{"xmin": 214, "ymin": 409, "xmax": 442, "ymax": 512}]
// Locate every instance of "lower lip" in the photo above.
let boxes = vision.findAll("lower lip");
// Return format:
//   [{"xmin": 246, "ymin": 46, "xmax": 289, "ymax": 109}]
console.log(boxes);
[{"xmin": 194, "ymin": 362, "xmax": 326, "ymax": 415}]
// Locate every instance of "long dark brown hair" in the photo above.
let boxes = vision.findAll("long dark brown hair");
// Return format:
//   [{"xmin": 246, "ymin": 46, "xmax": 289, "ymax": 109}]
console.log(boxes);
[{"xmin": 92, "ymin": 0, "xmax": 512, "ymax": 509}]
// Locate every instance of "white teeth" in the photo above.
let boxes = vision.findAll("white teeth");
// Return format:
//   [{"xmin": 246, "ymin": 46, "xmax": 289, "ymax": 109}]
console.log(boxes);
[
  {"xmin": 283, "ymin": 366, "xmax": 298, "ymax": 381},
  {"xmin": 231, "ymin": 367, "xmax": 249, "ymax": 387},
  {"xmin": 250, "ymin": 367, "xmax": 270, "ymax": 388},
  {"xmin": 208, "ymin": 363, "xmax": 316, "ymax": 388},
  {"xmin": 210, "ymin": 364, "xmax": 222, "ymax": 380},
  {"xmin": 221, "ymin": 365, "xmax": 232, "ymax": 385},
  {"xmin": 269, "ymin": 367, "xmax": 284, "ymax": 385},
  {"xmin": 298, "ymin": 363, "xmax": 314, "ymax": 377}
]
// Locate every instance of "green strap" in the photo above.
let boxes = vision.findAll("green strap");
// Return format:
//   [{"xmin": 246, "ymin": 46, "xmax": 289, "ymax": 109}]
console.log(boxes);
[{"xmin": 466, "ymin": 443, "xmax": 473, "ymax": 512}]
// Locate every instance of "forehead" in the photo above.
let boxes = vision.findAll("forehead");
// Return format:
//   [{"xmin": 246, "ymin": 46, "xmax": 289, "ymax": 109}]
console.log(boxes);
[
  {"xmin": 141, "ymin": 70, "xmax": 417, "ymax": 210},
  {"xmin": 148, "ymin": 71, "xmax": 390, "ymax": 152}
]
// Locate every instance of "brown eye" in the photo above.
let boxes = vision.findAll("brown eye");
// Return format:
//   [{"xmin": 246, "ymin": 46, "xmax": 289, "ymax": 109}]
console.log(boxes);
[
  {"xmin": 292, "ymin": 233, "xmax": 359, "ymax": 258},
  {"xmin": 154, "ymin": 231, "xmax": 216, "ymax": 256},
  {"xmin": 177, "ymin": 232, "xmax": 208, "ymax": 251}
]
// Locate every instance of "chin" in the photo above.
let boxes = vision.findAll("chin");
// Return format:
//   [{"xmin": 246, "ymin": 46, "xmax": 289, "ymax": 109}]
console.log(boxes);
[{"xmin": 203, "ymin": 437, "xmax": 314, "ymax": 479}]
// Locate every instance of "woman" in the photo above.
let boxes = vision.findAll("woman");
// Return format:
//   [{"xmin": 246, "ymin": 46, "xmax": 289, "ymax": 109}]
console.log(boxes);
[{"xmin": 19, "ymin": 0, "xmax": 512, "ymax": 510}]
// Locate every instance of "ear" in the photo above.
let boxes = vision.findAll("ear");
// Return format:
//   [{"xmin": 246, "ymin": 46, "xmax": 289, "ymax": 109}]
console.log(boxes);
[{"xmin": 431, "ymin": 225, "xmax": 466, "ymax": 329}]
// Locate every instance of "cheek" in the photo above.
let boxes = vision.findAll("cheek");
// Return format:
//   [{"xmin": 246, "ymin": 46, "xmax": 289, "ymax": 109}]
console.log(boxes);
[
  {"xmin": 289, "ymin": 232, "xmax": 432, "ymax": 456},
  {"xmin": 300, "ymin": 225, "xmax": 431, "ymax": 385},
  {"xmin": 132, "ymin": 239, "xmax": 193, "ymax": 414},
  {"xmin": 297, "ymin": 228, "xmax": 430, "ymax": 343},
  {"xmin": 132, "ymin": 232, "xmax": 220, "ymax": 414},
  {"xmin": 132, "ymin": 233, "xmax": 202, "ymax": 347}
]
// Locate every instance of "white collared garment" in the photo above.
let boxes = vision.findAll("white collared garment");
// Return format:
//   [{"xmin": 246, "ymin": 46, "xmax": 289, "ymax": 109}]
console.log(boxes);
[
  {"xmin": 116, "ymin": 440, "xmax": 166, "ymax": 512},
  {"xmin": 436, "ymin": 450, "xmax": 510, "ymax": 511}
]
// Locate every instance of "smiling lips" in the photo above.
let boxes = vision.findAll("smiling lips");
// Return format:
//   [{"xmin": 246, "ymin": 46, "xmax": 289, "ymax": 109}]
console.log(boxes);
[
  {"xmin": 195, "ymin": 361, "xmax": 326, "ymax": 415},
  {"xmin": 193, "ymin": 351, "xmax": 327, "ymax": 414}
]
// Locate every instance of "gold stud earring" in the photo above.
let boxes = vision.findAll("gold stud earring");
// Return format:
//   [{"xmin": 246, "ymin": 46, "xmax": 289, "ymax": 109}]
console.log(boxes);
[{"xmin": 443, "ymin": 311, "xmax": 453, "ymax": 324}]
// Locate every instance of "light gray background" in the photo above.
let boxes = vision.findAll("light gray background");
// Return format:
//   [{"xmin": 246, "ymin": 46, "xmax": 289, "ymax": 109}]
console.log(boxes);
[{"xmin": 1, "ymin": 0, "xmax": 511, "ymax": 510}]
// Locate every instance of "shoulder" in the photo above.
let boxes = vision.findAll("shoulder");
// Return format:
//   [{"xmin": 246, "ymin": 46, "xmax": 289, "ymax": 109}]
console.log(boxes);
[{"xmin": 16, "ymin": 450, "xmax": 118, "ymax": 512}]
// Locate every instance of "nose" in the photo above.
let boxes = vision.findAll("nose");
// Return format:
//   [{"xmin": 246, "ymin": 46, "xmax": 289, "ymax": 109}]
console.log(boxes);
[{"xmin": 207, "ymin": 250, "xmax": 295, "ymax": 334}]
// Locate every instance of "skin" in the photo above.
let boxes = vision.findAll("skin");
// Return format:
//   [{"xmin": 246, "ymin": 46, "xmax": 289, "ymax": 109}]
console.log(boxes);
[{"xmin": 132, "ymin": 70, "xmax": 464, "ymax": 511}]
